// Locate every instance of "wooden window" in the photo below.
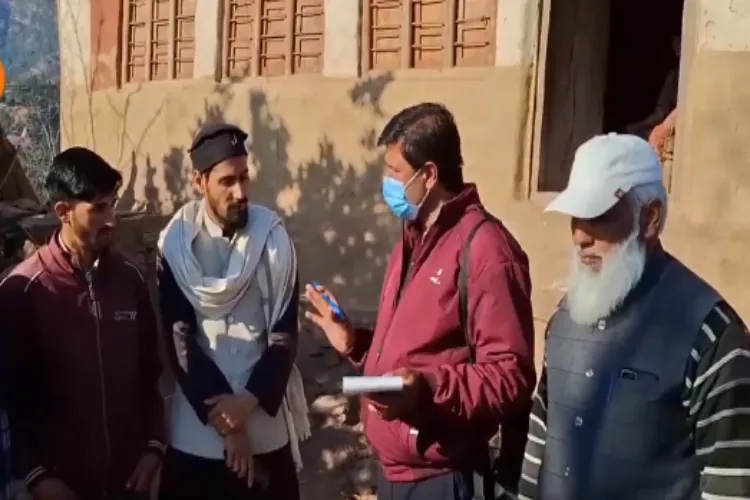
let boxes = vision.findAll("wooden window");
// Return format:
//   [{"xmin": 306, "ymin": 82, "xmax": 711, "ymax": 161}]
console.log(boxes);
[
  {"xmin": 124, "ymin": 1, "xmax": 149, "ymax": 82},
  {"xmin": 122, "ymin": 0, "xmax": 196, "ymax": 84},
  {"xmin": 293, "ymin": 0, "xmax": 324, "ymax": 74},
  {"xmin": 259, "ymin": 0, "xmax": 287, "ymax": 76},
  {"xmin": 412, "ymin": 0, "xmax": 446, "ymax": 69},
  {"xmin": 175, "ymin": 0, "xmax": 196, "ymax": 78},
  {"xmin": 150, "ymin": 0, "xmax": 170, "ymax": 79},
  {"xmin": 367, "ymin": 0, "xmax": 402, "ymax": 71},
  {"xmin": 454, "ymin": 0, "xmax": 494, "ymax": 66},
  {"xmin": 223, "ymin": 0, "xmax": 324, "ymax": 78},
  {"xmin": 224, "ymin": 0, "xmax": 257, "ymax": 78},
  {"xmin": 362, "ymin": 0, "xmax": 496, "ymax": 71}
]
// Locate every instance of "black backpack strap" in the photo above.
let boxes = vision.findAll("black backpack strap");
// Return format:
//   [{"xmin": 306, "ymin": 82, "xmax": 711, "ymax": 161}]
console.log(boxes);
[
  {"xmin": 458, "ymin": 212, "xmax": 496, "ymax": 363},
  {"xmin": 459, "ymin": 212, "xmax": 506, "ymax": 500}
]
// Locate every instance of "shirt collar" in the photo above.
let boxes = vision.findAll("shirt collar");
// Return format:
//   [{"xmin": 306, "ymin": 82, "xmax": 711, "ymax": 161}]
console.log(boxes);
[
  {"xmin": 55, "ymin": 231, "xmax": 100, "ymax": 274},
  {"xmin": 200, "ymin": 208, "xmax": 225, "ymax": 239}
]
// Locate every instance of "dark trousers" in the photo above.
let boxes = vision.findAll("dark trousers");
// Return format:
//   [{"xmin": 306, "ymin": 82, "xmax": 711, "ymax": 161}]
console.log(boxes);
[
  {"xmin": 376, "ymin": 468, "xmax": 475, "ymax": 500},
  {"xmin": 158, "ymin": 445, "xmax": 299, "ymax": 500}
]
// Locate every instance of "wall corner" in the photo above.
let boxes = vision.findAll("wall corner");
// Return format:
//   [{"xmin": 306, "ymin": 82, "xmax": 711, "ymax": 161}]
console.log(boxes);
[
  {"xmin": 194, "ymin": 0, "xmax": 222, "ymax": 79},
  {"xmin": 495, "ymin": 0, "xmax": 539, "ymax": 67},
  {"xmin": 322, "ymin": 0, "xmax": 360, "ymax": 77},
  {"xmin": 58, "ymin": 0, "xmax": 92, "ymax": 87}
]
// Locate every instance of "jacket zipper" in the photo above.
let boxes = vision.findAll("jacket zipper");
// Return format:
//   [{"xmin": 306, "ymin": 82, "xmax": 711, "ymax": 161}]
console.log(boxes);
[
  {"xmin": 374, "ymin": 256, "xmax": 418, "ymax": 365},
  {"xmin": 366, "ymin": 243, "xmax": 420, "ymax": 431},
  {"xmin": 86, "ymin": 266, "xmax": 111, "ymax": 471}
]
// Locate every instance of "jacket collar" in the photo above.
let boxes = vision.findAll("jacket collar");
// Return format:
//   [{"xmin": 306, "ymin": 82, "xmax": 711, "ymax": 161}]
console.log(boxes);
[
  {"xmin": 403, "ymin": 183, "xmax": 482, "ymax": 247},
  {"xmin": 629, "ymin": 242, "xmax": 669, "ymax": 298},
  {"xmin": 41, "ymin": 231, "xmax": 105, "ymax": 279}
]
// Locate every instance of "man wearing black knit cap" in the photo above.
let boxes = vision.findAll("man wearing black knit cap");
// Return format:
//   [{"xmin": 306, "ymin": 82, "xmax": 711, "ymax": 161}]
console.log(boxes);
[
  {"xmin": 187, "ymin": 123, "xmax": 251, "ymax": 232},
  {"xmin": 156, "ymin": 123, "xmax": 308, "ymax": 499}
]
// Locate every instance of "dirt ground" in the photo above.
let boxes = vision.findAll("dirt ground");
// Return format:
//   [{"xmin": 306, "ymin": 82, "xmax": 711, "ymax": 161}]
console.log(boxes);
[{"xmin": 296, "ymin": 324, "xmax": 377, "ymax": 500}]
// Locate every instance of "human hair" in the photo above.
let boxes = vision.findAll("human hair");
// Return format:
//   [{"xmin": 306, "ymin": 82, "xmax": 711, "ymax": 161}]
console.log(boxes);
[
  {"xmin": 628, "ymin": 181, "xmax": 668, "ymax": 235},
  {"xmin": 377, "ymin": 102, "xmax": 464, "ymax": 192},
  {"xmin": 45, "ymin": 147, "xmax": 123, "ymax": 204}
]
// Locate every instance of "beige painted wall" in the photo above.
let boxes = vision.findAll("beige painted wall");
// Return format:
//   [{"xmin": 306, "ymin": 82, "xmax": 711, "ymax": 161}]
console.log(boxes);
[
  {"xmin": 665, "ymin": 0, "xmax": 750, "ymax": 323},
  {"xmin": 59, "ymin": 0, "xmax": 750, "ymax": 367},
  {"xmin": 60, "ymin": 66, "xmax": 533, "ymax": 314}
]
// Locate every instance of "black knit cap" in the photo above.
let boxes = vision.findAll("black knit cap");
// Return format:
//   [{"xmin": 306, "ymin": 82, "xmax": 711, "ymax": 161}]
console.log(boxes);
[{"xmin": 189, "ymin": 123, "xmax": 249, "ymax": 173}]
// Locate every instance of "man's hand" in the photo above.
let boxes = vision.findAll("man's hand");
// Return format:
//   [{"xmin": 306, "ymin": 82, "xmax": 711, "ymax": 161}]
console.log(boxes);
[
  {"xmin": 223, "ymin": 431, "xmax": 254, "ymax": 487},
  {"xmin": 649, "ymin": 124, "xmax": 670, "ymax": 155},
  {"xmin": 206, "ymin": 393, "xmax": 258, "ymax": 436},
  {"xmin": 172, "ymin": 324, "xmax": 189, "ymax": 372},
  {"xmin": 366, "ymin": 367, "xmax": 425, "ymax": 421},
  {"xmin": 304, "ymin": 284, "xmax": 355, "ymax": 355},
  {"xmin": 649, "ymin": 110, "xmax": 677, "ymax": 155},
  {"xmin": 31, "ymin": 477, "xmax": 78, "ymax": 500},
  {"xmin": 126, "ymin": 451, "xmax": 161, "ymax": 493},
  {"xmin": 662, "ymin": 109, "xmax": 677, "ymax": 133}
]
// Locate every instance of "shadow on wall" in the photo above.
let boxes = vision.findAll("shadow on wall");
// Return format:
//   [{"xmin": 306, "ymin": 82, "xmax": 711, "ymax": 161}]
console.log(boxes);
[{"xmin": 118, "ymin": 73, "xmax": 399, "ymax": 314}]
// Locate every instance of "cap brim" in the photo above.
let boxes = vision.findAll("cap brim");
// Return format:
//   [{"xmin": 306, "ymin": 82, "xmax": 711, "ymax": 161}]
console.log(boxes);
[{"xmin": 544, "ymin": 188, "xmax": 619, "ymax": 219}]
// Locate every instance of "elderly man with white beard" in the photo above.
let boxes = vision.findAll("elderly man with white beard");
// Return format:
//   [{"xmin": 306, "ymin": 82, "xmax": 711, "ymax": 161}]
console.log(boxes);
[{"xmin": 517, "ymin": 133, "xmax": 750, "ymax": 500}]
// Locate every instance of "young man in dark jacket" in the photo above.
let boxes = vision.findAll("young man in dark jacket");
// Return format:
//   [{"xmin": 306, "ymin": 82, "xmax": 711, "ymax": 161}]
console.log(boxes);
[
  {"xmin": 306, "ymin": 103, "xmax": 536, "ymax": 500},
  {"xmin": 0, "ymin": 147, "xmax": 165, "ymax": 500}
]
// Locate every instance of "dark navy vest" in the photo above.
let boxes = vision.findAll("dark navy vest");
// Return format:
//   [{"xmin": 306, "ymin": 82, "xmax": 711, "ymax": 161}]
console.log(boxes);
[{"xmin": 539, "ymin": 253, "xmax": 720, "ymax": 500}]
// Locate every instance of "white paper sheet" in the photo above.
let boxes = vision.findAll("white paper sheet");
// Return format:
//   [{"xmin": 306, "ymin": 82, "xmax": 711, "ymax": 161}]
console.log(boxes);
[{"xmin": 342, "ymin": 376, "xmax": 404, "ymax": 395}]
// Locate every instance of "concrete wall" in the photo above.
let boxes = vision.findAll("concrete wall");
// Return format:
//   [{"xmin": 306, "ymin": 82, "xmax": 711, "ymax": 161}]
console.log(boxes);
[
  {"xmin": 664, "ymin": 0, "xmax": 750, "ymax": 320},
  {"xmin": 58, "ymin": 0, "xmax": 750, "ymax": 364}
]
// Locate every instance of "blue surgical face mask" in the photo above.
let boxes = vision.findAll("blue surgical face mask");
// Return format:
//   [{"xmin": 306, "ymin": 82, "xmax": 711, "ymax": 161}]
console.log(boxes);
[{"xmin": 381, "ymin": 171, "xmax": 425, "ymax": 221}]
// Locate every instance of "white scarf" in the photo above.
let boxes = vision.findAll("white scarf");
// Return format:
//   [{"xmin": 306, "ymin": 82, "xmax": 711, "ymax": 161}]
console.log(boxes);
[{"xmin": 158, "ymin": 200, "xmax": 310, "ymax": 469}]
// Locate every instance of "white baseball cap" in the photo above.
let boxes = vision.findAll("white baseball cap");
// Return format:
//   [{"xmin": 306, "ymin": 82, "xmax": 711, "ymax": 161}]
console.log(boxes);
[{"xmin": 545, "ymin": 133, "xmax": 663, "ymax": 219}]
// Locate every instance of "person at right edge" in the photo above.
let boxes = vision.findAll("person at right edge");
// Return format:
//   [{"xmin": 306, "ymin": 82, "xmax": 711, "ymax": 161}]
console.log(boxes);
[
  {"xmin": 518, "ymin": 134, "xmax": 750, "ymax": 500},
  {"xmin": 306, "ymin": 102, "xmax": 536, "ymax": 500}
]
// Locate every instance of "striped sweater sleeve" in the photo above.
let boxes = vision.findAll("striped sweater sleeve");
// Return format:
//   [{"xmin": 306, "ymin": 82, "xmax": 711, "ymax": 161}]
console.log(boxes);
[
  {"xmin": 517, "ymin": 329, "xmax": 549, "ymax": 500},
  {"xmin": 686, "ymin": 301, "xmax": 750, "ymax": 500}
]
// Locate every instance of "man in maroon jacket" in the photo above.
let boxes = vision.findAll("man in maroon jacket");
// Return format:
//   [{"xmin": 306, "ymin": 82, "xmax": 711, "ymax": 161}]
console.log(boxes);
[
  {"xmin": 0, "ymin": 148, "xmax": 165, "ymax": 500},
  {"xmin": 306, "ymin": 103, "xmax": 536, "ymax": 500}
]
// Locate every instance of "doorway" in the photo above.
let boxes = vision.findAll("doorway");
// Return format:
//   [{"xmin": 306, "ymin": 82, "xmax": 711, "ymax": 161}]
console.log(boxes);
[{"xmin": 534, "ymin": 0, "xmax": 684, "ymax": 193}]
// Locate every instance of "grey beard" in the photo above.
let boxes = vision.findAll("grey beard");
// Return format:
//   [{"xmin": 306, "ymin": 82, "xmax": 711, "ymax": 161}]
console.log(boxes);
[{"xmin": 566, "ymin": 231, "xmax": 647, "ymax": 326}]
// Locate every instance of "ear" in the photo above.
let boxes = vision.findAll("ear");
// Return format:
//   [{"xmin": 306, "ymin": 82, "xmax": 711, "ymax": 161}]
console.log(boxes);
[
  {"xmin": 423, "ymin": 161, "xmax": 439, "ymax": 190},
  {"xmin": 53, "ymin": 201, "xmax": 72, "ymax": 224},
  {"xmin": 641, "ymin": 199, "xmax": 663, "ymax": 240},
  {"xmin": 192, "ymin": 170, "xmax": 207, "ymax": 195}
]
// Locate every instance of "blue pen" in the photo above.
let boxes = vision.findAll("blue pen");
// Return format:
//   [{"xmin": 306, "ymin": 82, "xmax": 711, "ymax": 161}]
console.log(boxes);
[{"xmin": 312, "ymin": 281, "xmax": 347, "ymax": 320}]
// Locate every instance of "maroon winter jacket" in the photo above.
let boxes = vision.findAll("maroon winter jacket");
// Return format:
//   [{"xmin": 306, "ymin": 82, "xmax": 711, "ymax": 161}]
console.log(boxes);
[
  {"xmin": 347, "ymin": 184, "xmax": 536, "ymax": 482},
  {"xmin": 0, "ymin": 234, "xmax": 164, "ymax": 497}
]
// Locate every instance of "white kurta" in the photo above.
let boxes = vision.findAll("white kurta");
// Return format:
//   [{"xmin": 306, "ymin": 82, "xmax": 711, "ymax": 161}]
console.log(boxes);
[{"xmin": 169, "ymin": 213, "xmax": 289, "ymax": 459}]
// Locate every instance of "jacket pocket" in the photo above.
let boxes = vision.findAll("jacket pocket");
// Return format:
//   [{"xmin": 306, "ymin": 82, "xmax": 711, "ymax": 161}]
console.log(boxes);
[
  {"xmin": 599, "ymin": 367, "xmax": 664, "ymax": 460},
  {"xmin": 364, "ymin": 412, "xmax": 421, "ymax": 467},
  {"xmin": 399, "ymin": 424, "xmax": 420, "ymax": 458},
  {"xmin": 606, "ymin": 367, "xmax": 662, "ymax": 407}
]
